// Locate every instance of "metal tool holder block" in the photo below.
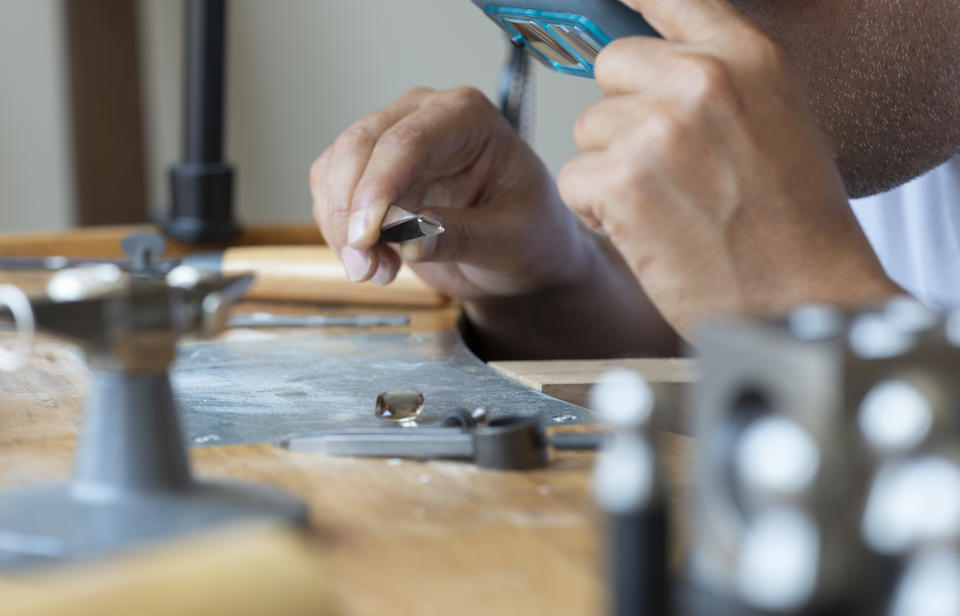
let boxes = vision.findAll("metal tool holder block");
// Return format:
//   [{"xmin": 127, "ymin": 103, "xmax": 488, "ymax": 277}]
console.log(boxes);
[
  {"xmin": 0, "ymin": 269, "xmax": 307, "ymax": 570},
  {"xmin": 688, "ymin": 299, "xmax": 960, "ymax": 615}
]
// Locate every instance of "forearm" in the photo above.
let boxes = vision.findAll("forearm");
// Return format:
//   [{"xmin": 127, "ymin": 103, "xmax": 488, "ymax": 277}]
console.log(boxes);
[{"xmin": 462, "ymin": 230, "xmax": 678, "ymax": 361}]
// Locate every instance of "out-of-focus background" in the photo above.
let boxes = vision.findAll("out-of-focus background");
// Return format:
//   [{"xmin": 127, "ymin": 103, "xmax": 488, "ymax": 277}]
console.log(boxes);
[{"xmin": 0, "ymin": 0, "xmax": 603, "ymax": 232}]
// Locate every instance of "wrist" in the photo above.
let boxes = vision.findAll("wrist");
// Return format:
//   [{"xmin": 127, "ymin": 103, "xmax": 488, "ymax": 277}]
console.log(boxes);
[{"xmin": 460, "ymin": 226, "xmax": 604, "ymax": 359}]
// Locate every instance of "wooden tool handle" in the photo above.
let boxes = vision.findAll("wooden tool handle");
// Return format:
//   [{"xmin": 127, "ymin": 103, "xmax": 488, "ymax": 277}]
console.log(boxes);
[
  {"xmin": 221, "ymin": 245, "xmax": 447, "ymax": 307},
  {"xmin": 3, "ymin": 523, "xmax": 336, "ymax": 616}
]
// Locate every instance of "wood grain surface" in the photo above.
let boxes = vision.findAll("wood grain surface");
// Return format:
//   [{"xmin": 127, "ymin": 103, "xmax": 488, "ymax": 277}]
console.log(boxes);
[
  {"xmin": 0, "ymin": 223, "xmax": 325, "ymax": 258},
  {"xmin": 491, "ymin": 359, "xmax": 698, "ymax": 435},
  {"xmin": 222, "ymin": 245, "xmax": 447, "ymax": 307},
  {"xmin": 0, "ymin": 226, "xmax": 696, "ymax": 615},
  {"xmin": 1, "ymin": 523, "xmax": 337, "ymax": 615}
]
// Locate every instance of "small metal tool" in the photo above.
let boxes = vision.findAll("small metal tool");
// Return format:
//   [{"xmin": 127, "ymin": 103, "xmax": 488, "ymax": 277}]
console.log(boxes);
[
  {"xmin": 229, "ymin": 312, "xmax": 410, "ymax": 329},
  {"xmin": 379, "ymin": 205, "xmax": 445, "ymax": 244},
  {"xmin": 278, "ymin": 412, "xmax": 605, "ymax": 471}
]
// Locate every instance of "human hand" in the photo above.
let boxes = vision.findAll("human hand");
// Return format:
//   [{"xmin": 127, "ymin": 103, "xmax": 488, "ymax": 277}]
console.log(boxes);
[
  {"xmin": 310, "ymin": 87, "xmax": 590, "ymax": 300},
  {"xmin": 558, "ymin": 0, "xmax": 899, "ymax": 336}
]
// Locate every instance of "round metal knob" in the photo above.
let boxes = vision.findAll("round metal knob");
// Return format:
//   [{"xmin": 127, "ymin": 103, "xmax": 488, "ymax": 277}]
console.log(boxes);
[
  {"xmin": 0, "ymin": 284, "xmax": 35, "ymax": 371},
  {"xmin": 46, "ymin": 264, "xmax": 129, "ymax": 302}
]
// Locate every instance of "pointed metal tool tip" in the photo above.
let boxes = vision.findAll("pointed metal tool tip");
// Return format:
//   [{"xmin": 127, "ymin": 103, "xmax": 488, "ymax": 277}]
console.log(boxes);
[{"xmin": 379, "ymin": 206, "xmax": 445, "ymax": 244}]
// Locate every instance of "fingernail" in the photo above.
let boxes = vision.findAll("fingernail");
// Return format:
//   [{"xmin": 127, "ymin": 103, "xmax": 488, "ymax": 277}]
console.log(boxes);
[
  {"xmin": 341, "ymin": 247, "xmax": 372, "ymax": 282},
  {"xmin": 370, "ymin": 261, "xmax": 393, "ymax": 286},
  {"xmin": 347, "ymin": 210, "xmax": 370, "ymax": 246}
]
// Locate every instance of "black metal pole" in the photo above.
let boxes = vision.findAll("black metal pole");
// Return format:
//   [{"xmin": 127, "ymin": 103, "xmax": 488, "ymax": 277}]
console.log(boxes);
[
  {"xmin": 166, "ymin": 0, "xmax": 240, "ymax": 243},
  {"xmin": 184, "ymin": 0, "xmax": 226, "ymax": 163},
  {"xmin": 610, "ymin": 506, "xmax": 671, "ymax": 616}
]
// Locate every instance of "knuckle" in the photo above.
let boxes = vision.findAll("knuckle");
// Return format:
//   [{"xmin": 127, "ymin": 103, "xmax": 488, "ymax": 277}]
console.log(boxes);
[
  {"xmin": 330, "ymin": 191, "xmax": 353, "ymax": 218},
  {"xmin": 751, "ymin": 36, "xmax": 791, "ymax": 75},
  {"xmin": 332, "ymin": 125, "xmax": 375, "ymax": 157},
  {"xmin": 359, "ymin": 177, "xmax": 400, "ymax": 209},
  {"xmin": 642, "ymin": 110, "xmax": 685, "ymax": 150},
  {"xmin": 403, "ymin": 86, "xmax": 434, "ymax": 100},
  {"xmin": 556, "ymin": 161, "xmax": 579, "ymax": 203},
  {"xmin": 379, "ymin": 122, "xmax": 427, "ymax": 149},
  {"xmin": 557, "ymin": 160, "xmax": 606, "ymax": 226},
  {"xmin": 592, "ymin": 40, "xmax": 624, "ymax": 83},
  {"xmin": 308, "ymin": 153, "xmax": 328, "ymax": 186},
  {"xmin": 572, "ymin": 105, "xmax": 597, "ymax": 149},
  {"xmin": 594, "ymin": 38, "xmax": 643, "ymax": 90},
  {"xmin": 445, "ymin": 86, "xmax": 487, "ymax": 107},
  {"xmin": 610, "ymin": 157, "xmax": 643, "ymax": 197},
  {"xmin": 601, "ymin": 214, "xmax": 625, "ymax": 241},
  {"xmin": 435, "ymin": 86, "xmax": 492, "ymax": 116},
  {"xmin": 680, "ymin": 55, "xmax": 736, "ymax": 105}
]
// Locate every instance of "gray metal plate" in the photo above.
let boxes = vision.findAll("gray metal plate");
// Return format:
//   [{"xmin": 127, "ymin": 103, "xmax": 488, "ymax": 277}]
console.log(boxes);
[
  {"xmin": 0, "ymin": 480, "xmax": 307, "ymax": 571},
  {"xmin": 172, "ymin": 330, "xmax": 593, "ymax": 447}
]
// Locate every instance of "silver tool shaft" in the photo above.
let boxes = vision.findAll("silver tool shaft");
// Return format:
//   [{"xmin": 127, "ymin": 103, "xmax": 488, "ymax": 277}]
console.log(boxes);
[
  {"xmin": 277, "ymin": 416, "xmax": 589, "ymax": 471},
  {"xmin": 279, "ymin": 428, "xmax": 475, "ymax": 459},
  {"xmin": 228, "ymin": 313, "xmax": 410, "ymax": 329}
]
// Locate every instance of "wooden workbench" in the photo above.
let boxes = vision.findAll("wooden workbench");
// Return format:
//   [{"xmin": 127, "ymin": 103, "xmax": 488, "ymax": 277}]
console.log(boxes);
[{"xmin": 0, "ymin": 224, "xmax": 696, "ymax": 615}]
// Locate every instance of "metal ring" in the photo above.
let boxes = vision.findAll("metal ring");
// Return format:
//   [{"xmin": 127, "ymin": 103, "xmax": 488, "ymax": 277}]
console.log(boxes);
[{"xmin": 0, "ymin": 284, "xmax": 35, "ymax": 371}]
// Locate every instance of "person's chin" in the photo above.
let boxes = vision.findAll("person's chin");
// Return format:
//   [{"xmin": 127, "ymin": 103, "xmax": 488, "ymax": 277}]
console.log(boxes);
[{"xmin": 840, "ymin": 147, "xmax": 960, "ymax": 199}]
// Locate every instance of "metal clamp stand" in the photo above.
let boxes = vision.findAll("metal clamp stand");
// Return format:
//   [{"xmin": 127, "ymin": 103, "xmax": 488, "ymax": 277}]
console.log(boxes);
[{"xmin": 0, "ymin": 269, "xmax": 305, "ymax": 570}]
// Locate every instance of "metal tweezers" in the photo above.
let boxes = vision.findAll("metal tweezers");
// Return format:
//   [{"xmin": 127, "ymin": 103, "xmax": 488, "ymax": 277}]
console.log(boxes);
[{"xmin": 379, "ymin": 206, "xmax": 445, "ymax": 244}]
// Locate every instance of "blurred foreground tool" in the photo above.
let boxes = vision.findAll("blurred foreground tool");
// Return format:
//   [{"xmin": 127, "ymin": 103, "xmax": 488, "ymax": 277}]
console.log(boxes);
[
  {"xmin": 591, "ymin": 369, "xmax": 670, "ymax": 616},
  {"xmin": 688, "ymin": 297, "xmax": 960, "ymax": 616},
  {"xmin": 1, "ymin": 524, "xmax": 336, "ymax": 616}
]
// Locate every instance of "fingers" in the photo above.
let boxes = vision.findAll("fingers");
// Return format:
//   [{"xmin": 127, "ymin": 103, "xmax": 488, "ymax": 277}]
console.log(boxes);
[
  {"xmin": 326, "ymin": 87, "xmax": 434, "ymax": 251},
  {"xmin": 310, "ymin": 86, "xmax": 508, "ymax": 285},
  {"xmin": 556, "ymin": 151, "xmax": 612, "ymax": 232},
  {"xmin": 390, "ymin": 208, "xmax": 472, "ymax": 265},
  {"xmin": 616, "ymin": 0, "xmax": 754, "ymax": 42},
  {"xmin": 574, "ymin": 95, "xmax": 658, "ymax": 152},
  {"xmin": 369, "ymin": 245, "xmax": 402, "ymax": 286},
  {"xmin": 586, "ymin": 43, "xmax": 748, "ymax": 156},
  {"xmin": 310, "ymin": 88, "xmax": 432, "ymax": 283},
  {"xmin": 347, "ymin": 87, "xmax": 503, "ymax": 250},
  {"xmin": 593, "ymin": 35, "xmax": 672, "ymax": 96},
  {"xmin": 311, "ymin": 148, "xmax": 379, "ymax": 281},
  {"xmin": 391, "ymin": 207, "xmax": 509, "ymax": 269},
  {"xmin": 340, "ymin": 246, "xmax": 379, "ymax": 282}
]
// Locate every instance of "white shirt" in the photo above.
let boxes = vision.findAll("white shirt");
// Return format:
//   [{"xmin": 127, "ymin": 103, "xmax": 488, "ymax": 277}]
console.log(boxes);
[{"xmin": 851, "ymin": 156, "xmax": 960, "ymax": 309}]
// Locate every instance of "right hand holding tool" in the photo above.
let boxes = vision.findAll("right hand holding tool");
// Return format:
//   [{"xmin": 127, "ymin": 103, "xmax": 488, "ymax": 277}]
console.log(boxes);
[{"xmin": 309, "ymin": 86, "xmax": 593, "ymax": 300}]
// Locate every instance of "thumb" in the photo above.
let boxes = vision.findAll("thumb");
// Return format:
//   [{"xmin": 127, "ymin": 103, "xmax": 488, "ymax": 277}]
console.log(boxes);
[
  {"xmin": 617, "ymin": 0, "xmax": 754, "ymax": 42},
  {"xmin": 393, "ymin": 207, "xmax": 500, "ymax": 266}
]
